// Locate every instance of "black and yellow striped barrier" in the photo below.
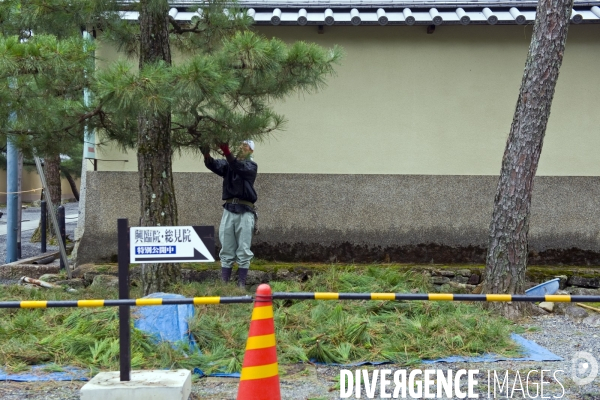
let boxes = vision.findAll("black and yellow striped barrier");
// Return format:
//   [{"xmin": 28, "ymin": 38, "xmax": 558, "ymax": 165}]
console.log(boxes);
[
  {"xmin": 1, "ymin": 293, "xmax": 598, "ymax": 309},
  {"xmin": 0, "ymin": 296, "xmax": 253, "ymax": 309},
  {"xmin": 271, "ymin": 292, "xmax": 600, "ymax": 303}
]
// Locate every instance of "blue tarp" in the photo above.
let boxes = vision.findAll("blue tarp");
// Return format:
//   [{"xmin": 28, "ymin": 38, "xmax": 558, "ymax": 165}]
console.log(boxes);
[
  {"xmin": 133, "ymin": 292, "xmax": 197, "ymax": 349},
  {"xmin": 314, "ymin": 333, "xmax": 562, "ymax": 367},
  {"xmin": 133, "ymin": 293, "xmax": 240, "ymax": 378},
  {"xmin": 0, "ymin": 365, "xmax": 89, "ymax": 382},
  {"xmin": 193, "ymin": 368, "xmax": 241, "ymax": 378},
  {"xmin": 421, "ymin": 333, "xmax": 563, "ymax": 364}
]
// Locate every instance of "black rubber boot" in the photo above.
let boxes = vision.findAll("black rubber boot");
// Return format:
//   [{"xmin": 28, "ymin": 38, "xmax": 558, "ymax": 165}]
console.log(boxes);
[
  {"xmin": 237, "ymin": 268, "xmax": 249, "ymax": 289},
  {"xmin": 221, "ymin": 267, "xmax": 232, "ymax": 283}
]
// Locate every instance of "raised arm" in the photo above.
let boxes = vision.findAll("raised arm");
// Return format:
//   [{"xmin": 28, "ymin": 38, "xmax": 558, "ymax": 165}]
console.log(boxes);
[
  {"xmin": 219, "ymin": 143, "xmax": 257, "ymax": 181},
  {"xmin": 203, "ymin": 148, "xmax": 228, "ymax": 177}
]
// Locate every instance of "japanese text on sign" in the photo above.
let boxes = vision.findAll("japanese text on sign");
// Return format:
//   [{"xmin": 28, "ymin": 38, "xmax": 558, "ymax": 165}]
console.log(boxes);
[
  {"xmin": 135, "ymin": 246, "xmax": 176, "ymax": 255},
  {"xmin": 134, "ymin": 228, "xmax": 192, "ymax": 244}
]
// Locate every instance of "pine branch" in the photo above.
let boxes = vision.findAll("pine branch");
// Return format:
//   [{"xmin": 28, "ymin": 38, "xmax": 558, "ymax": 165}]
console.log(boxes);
[
  {"xmin": 77, "ymin": 104, "xmax": 103, "ymax": 124},
  {"xmin": 1, "ymin": 104, "xmax": 103, "ymax": 139},
  {"xmin": 168, "ymin": 17, "xmax": 203, "ymax": 34}
]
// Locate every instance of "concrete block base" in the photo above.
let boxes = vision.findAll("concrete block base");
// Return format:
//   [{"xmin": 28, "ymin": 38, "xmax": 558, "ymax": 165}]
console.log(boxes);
[{"xmin": 80, "ymin": 369, "xmax": 192, "ymax": 400}]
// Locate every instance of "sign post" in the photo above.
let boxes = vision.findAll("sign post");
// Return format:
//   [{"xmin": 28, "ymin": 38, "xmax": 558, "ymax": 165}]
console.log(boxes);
[
  {"xmin": 117, "ymin": 223, "xmax": 215, "ymax": 382},
  {"xmin": 130, "ymin": 226, "xmax": 215, "ymax": 263},
  {"xmin": 117, "ymin": 219, "xmax": 130, "ymax": 381}
]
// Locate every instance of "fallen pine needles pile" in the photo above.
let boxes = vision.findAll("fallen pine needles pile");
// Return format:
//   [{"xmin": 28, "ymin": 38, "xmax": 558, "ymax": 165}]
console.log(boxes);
[
  {"xmin": 0, "ymin": 266, "xmax": 522, "ymax": 375},
  {"xmin": 184, "ymin": 267, "xmax": 522, "ymax": 374},
  {"xmin": 0, "ymin": 284, "xmax": 180, "ymax": 375}
]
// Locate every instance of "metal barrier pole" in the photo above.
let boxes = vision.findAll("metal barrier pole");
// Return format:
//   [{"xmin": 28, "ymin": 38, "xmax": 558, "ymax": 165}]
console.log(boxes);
[
  {"xmin": 117, "ymin": 218, "xmax": 131, "ymax": 382},
  {"xmin": 0, "ymin": 296, "xmax": 254, "ymax": 308},
  {"xmin": 270, "ymin": 292, "xmax": 600, "ymax": 302},
  {"xmin": 58, "ymin": 206, "xmax": 66, "ymax": 270},
  {"xmin": 0, "ymin": 293, "xmax": 598, "ymax": 309},
  {"xmin": 41, "ymin": 201, "xmax": 47, "ymax": 253}
]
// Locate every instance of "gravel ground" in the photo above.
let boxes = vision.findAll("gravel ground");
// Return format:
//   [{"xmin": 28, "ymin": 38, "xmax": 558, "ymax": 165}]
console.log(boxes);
[
  {"xmin": 0, "ymin": 314, "xmax": 598, "ymax": 399},
  {"xmin": 0, "ymin": 202, "xmax": 79, "ymax": 263}
]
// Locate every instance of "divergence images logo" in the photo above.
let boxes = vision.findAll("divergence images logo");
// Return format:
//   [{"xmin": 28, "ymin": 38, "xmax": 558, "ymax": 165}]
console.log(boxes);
[{"xmin": 572, "ymin": 351, "xmax": 598, "ymax": 386}]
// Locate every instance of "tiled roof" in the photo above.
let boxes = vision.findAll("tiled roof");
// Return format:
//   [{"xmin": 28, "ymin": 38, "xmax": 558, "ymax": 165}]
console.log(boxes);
[
  {"xmin": 120, "ymin": 1, "xmax": 600, "ymax": 25},
  {"xmin": 159, "ymin": 0, "xmax": 599, "ymax": 6}
]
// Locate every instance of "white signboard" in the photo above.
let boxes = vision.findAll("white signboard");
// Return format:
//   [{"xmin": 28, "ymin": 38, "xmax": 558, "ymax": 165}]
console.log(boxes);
[{"xmin": 130, "ymin": 226, "xmax": 215, "ymax": 263}]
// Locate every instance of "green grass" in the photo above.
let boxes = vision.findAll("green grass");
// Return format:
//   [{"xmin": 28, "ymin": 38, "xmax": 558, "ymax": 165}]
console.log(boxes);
[{"xmin": 0, "ymin": 267, "xmax": 521, "ymax": 375}]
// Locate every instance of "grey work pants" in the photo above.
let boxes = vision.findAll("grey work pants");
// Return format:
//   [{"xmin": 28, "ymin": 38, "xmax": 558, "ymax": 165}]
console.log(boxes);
[{"xmin": 219, "ymin": 209, "xmax": 255, "ymax": 269}]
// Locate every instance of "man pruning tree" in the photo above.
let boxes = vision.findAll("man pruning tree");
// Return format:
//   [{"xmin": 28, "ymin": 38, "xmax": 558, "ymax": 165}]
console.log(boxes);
[{"xmin": 203, "ymin": 141, "xmax": 257, "ymax": 288}]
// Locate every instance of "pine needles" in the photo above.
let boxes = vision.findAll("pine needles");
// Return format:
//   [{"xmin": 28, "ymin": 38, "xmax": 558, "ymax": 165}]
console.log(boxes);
[
  {"xmin": 0, "ymin": 266, "xmax": 521, "ymax": 375},
  {"xmin": 0, "ymin": 284, "xmax": 161, "ymax": 375},
  {"xmin": 186, "ymin": 266, "xmax": 521, "ymax": 370}
]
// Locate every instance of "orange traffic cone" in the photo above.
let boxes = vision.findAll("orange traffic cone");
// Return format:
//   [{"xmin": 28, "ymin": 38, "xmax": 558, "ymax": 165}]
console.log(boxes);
[{"xmin": 237, "ymin": 284, "xmax": 281, "ymax": 400}]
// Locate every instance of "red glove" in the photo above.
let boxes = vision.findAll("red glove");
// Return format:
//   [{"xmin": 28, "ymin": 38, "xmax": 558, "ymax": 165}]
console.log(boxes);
[{"xmin": 219, "ymin": 143, "xmax": 231, "ymax": 156}]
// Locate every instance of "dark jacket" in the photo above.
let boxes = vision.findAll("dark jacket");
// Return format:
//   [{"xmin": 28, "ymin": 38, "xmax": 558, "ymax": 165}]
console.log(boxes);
[{"xmin": 205, "ymin": 157, "xmax": 258, "ymax": 208}]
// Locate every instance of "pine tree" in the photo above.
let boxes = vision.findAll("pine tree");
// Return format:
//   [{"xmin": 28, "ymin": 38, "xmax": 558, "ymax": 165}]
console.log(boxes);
[
  {"xmin": 0, "ymin": 1, "xmax": 108, "ymax": 151},
  {"xmin": 94, "ymin": 0, "xmax": 342, "ymax": 294},
  {"xmin": 0, "ymin": 0, "xmax": 112, "ymax": 248},
  {"xmin": 2, "ymin": 0, "xmax": 341, "ymax": 292},
  {"xmin": 483, "ymin": 0, "xmax": 574, "ymax": 319}
]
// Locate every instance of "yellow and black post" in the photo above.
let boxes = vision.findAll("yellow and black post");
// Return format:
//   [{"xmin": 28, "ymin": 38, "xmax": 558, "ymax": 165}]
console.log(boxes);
[{"xmin": 117, "ymin": 218, "xmax": 131, "ymax": 382}]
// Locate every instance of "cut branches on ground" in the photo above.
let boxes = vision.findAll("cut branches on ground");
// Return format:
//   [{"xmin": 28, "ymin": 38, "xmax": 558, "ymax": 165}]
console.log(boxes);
[{"xmin": 0, "ymin": 268, "xmax": 520, "ymax": 375}]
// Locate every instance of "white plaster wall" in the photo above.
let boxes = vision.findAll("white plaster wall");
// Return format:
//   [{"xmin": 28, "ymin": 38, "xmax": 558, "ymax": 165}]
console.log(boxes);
[{"xmin": 94, "ymin": 24, "xmax": 600, "ymax": 176}]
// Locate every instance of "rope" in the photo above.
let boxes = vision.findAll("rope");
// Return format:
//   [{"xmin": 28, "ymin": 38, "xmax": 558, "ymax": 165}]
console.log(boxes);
[{"xmin": 0, "ymin": 187, "xmax": 43, "ymax": 195}]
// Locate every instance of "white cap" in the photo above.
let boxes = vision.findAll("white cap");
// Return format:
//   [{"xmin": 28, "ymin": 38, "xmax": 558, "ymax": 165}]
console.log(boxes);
[{"xmin": 243, "ymin": 140, "xmax": 255, "ymax": 151}]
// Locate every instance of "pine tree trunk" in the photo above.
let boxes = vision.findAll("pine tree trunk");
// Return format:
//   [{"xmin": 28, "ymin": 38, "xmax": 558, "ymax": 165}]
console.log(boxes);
[
  {"xmin": 138, "ymin": 0, "xmax": 180, "ymax": 294},
  {"xmin": 483, "ymin": 0, "xmax": 573, "ymax": 319},
  {"xmin": 45, "ymin": 154, "xmax": 62, "ymax": 211},
  {"xmin": 31, "ymin": 154, "xmax": 62, "ymax": 243},
  {"xmin": 61, "ymin": 168, "xmax": 80, "ymax": 201}
]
